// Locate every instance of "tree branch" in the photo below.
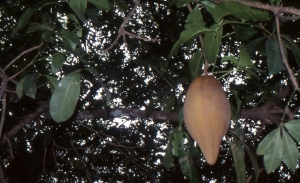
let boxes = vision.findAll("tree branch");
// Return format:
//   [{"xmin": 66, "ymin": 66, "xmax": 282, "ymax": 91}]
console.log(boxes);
[
  {"xmin": 211, "ymin": 0, "xmax": 300, "ymax": 18},
  {"xmin": 0, "ymin": 102, "xmax": 48, "ymax": 148}
]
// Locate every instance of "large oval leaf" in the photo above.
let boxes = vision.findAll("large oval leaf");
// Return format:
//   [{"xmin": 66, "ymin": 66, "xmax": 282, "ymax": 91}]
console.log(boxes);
[{"xmin": 50, "ymin": 72, "xmax": 81, "ymax": 122}]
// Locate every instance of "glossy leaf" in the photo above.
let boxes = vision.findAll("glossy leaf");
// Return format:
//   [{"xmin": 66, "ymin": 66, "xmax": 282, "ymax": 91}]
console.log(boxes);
[
  {"xmin": 168, "ymin": 26, "xmax": 211, "ymax": 58},
  {"xmin": 51, "ymin": 54, "xmax": 65, "ymax": 73},
  {"xmin": 200, "ymin": 1, "xmax": 216, "ymax": 16},
  {"xmin": 203, "ymin": 24, "xmax": 222, "ymax": 64},
  {"xmin": 163, "ymin": 95, "xmax": 175, "ymax": 114},
  {"xmin": 44, "ymin": 75, "xmax": 58, "ymax": 89},
  {"xmin": 284, "ymin": 120, "xmax": 300, "ymax": 142},
  {"xmin": 163, "ymin": 138, "xmax": 175, "ymax": 168},
  {"xmin": 172, "ymin": 130, "xmax": 181, "ymax": 156},
  {"xmin": 50, "ymin": 72, "xmax": 81, "ymax": 122},
  {"xmin": 185, "ymin": 7, "xmax": 205, "ymax": 30},
  {"xmin": 229, "ymin": 134, "xmax": 246, "ymax": 183},
  {"xmin": 282, "ymin": 129, "xmax": 298, "ymax": 171},
  {"xmin": 23, "ymin": 73, "xmax": 38, "ymax": 99},
  {"xmin": 281, "ymin": 34, "xmax": 300, "ymax": 68},
  {"xmin": 257, "ymin": 128, "xmax": 282, "ymax": 173},
  {"xmin": 69, "ymin": 0, "xmax": 87, "ymax": 22},
  {"xmin": 266, "ymin": 37, "xmax": 284, "ymax": 75},
  {"xmin": 87, "ymin": 0, "xmax": 111, "ymax": 10},
  {"xmin": 189, "ymin": 51, "xmax": 203, "ymax": 80}
]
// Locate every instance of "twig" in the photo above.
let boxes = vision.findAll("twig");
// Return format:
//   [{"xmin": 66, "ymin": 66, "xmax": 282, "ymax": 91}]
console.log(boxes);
[
  {"xmin": 275, "ymin": 14, "xmax": 298, "ymax": 89},
  {"xmin": 7, "ymin": 140, "xmax": 14, "ymax": 160},
  {"xmin": 4, "ymin": 42, "xmax": 44, "ymax": 71},
  {"xmin": 0, "ymin": 102, "xmax": 48, "ymax": 148},
  {"xmin": 102, "ymin": 0, "xmax": 158, "ymax": 53},
  {"xmin": 69, "ymin": 133, "xmax": 92, "ymax": 183},
  {"xmin": 0, "ymin": 93, "xmax": 7, "ymax": 138},
  {"xmin": 210, "ymin": 0, "xmax": 300, "ymax": 18},
  {"xmin": 246, "ymin": 168, "xmax": 265, "ymax": 183}
]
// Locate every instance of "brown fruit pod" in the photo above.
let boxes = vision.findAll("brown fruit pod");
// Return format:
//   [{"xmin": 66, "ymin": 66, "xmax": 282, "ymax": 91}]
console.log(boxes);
[{"xmin": 183, "ymin": 75, "xmax": 231, "ymax": 165}]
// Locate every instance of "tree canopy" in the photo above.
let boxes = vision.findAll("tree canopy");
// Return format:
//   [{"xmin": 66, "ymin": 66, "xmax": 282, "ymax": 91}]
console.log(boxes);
[{"xmin": 1, "ymin": 0, "xmax": 300, "ymax": 182}]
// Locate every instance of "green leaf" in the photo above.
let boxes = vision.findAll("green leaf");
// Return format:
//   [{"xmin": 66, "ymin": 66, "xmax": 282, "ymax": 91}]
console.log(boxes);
[
  {"xmin": 235, "ymin": 25, "xmax": 257, "ymax": 41},
  {"xmin": 57, "ymin": 31, "xmax": 80, "ymax": 44},
  {"xmin": 284, "ymin": 120, "xmax": 300, "ymax": 142},
  {"xmin": 200, "ymin": 1, "xmax": 216, "ymax": 16},
  {"xmin": 266, "ymin": 37, "xmax": 284, "ymax": 75},
  {"xmin": 163, "ymin": 139, "xmax": 175, "ymax": 168},
  {"xmin": 61, "ymin": 36, "xmax": 77, "ymax": 51},
  {"xmin": 16, "ymin": 77, "xmax": 26, "ymax": 99},
  {"xmin": 177, "ymin": 132, "xmax": 199, "ymax": 183},
  {"xmin": 203, "ymin": 24, "xmax": 222, "ymax": 64},
  {"xmin": 257, "ymin": 128, "xmax": 282, "ymax": 173},
  {"xmin": 12, "ymin": 1, "xmax": 58, "ymax": 37},
  {"xmin": 50, "ymin": 72, "xmax": 81, "ymax": 122},
  {"xmin": 87, "ymin": 0, "xmax": 111, "ymax": 10},
  {"xmin": 232, "ymin": 90, "xmax": 242, "ymax": 114},
  {"xmin": 69, "ymin": 0, "xmax": 87, "ymax": 22},
  {"xmin": 26, "ymin": 23, "xmax": 53, "ymax": 34},
  {"xmin": 245, "ymin": 37, "xmax": 265, "ymax": 55},
  {"xmin": 23, "ymin": 73, "xmax": 38, "ymax": 99},
  {"xmin": 229, "ymin": 134, "xmax": 246, "ymax": 183},
  {"xmin": 214, "ymin": 1, "xmax": 269, "ymax": 23},
  {"xmin": 51, "ymin": 54, "xmax": 65, "ymax": 73},
  {"xmin": 185, "ymin": 7, "xmax": 205, "ymax": 30},
  {"xmin": 168, "ymin": 26, "xmax": 211, "ymax": 58},
  {"xmin": 178, "ymin": 107, "xmax": 184, "ymax": 126},
  {"xmin": 169, "ymin": 0, "xmax": 193, "ymax": 8},
  {"xmin": 239, "ymin": 46, "xmax": 255, "ymax": 68},
  {"xmin": 189, "ymin": 51, "xmax": 203, "ymax": 80},
  {"xmin": 282, "ymin": 129, "xmax": 298, "ymax": 171},
  {"xmin": 43, "ymin": 75, "xmax": 58, "ymax": 89},
  {"xmin": 163, "ymin": 95, "xmax": 175, "ymax": 114},
  {"xmin": 244, "ymin": 144, "xmax": 260, "ymax": 181},
  {"xmin": 221, "ymin": 56, "xmax": 239, "ymax": 67},
  {"xmin": 172, "ymin": 130, "xmax": 181, "ymax": 156},
  {"xmin": 281, "ymin": 34, "xmax": 300, "ymax": 68}
]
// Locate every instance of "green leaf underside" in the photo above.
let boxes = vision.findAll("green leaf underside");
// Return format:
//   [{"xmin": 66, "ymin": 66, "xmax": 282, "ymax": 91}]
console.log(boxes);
[
  {"xmin": 257, "ymin": 128, "xmax": 282, "ymax": 173},
  {"xmin": 50, "ymin": 72, "xmax": 81, "ymax": 122},
  {"xmin": 282, "ymin": 129, "xmax": 298, "ymax": 171},
  {"xmin": 266, "ymin": 37, "xmax": 284, "ymax": 75}
]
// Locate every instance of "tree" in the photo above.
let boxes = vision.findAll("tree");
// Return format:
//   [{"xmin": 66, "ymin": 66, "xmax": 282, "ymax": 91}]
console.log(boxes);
[{"xmin": 1, "ymin": 0, "xmax": 300, "ymax": 182}]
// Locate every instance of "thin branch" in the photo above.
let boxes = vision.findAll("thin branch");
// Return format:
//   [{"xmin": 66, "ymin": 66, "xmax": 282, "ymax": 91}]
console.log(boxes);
[
  {"xmin": 211, "ymin": 0, "xmax": 300, "ymax": 17},
  {"xmin": 101, "ymin": 0, "xmax": 158, "ymax": 53},
  {"xmin": 0, "ymin": 102, "xmax": 48, "ymax": 148},
  {"xmin": 69, "ymin": 133, "xmax": 92, "ymax": 183},
  {"xmin": 0, "ymin": 93, "xmax": 7, "ymax": 138},
  {"xmin": 4, "ymin": 42, "xmax": 44, "ymax": 71},
  {"xmin": 275, "ymin": 15, "xmax": 298, "ymax": 89}
]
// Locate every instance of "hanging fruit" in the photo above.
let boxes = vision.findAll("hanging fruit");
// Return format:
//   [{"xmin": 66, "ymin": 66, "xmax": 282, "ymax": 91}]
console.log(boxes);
[{"xmin": 184, "ymin": 75, "xmax": 231, "ymax": 165}]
